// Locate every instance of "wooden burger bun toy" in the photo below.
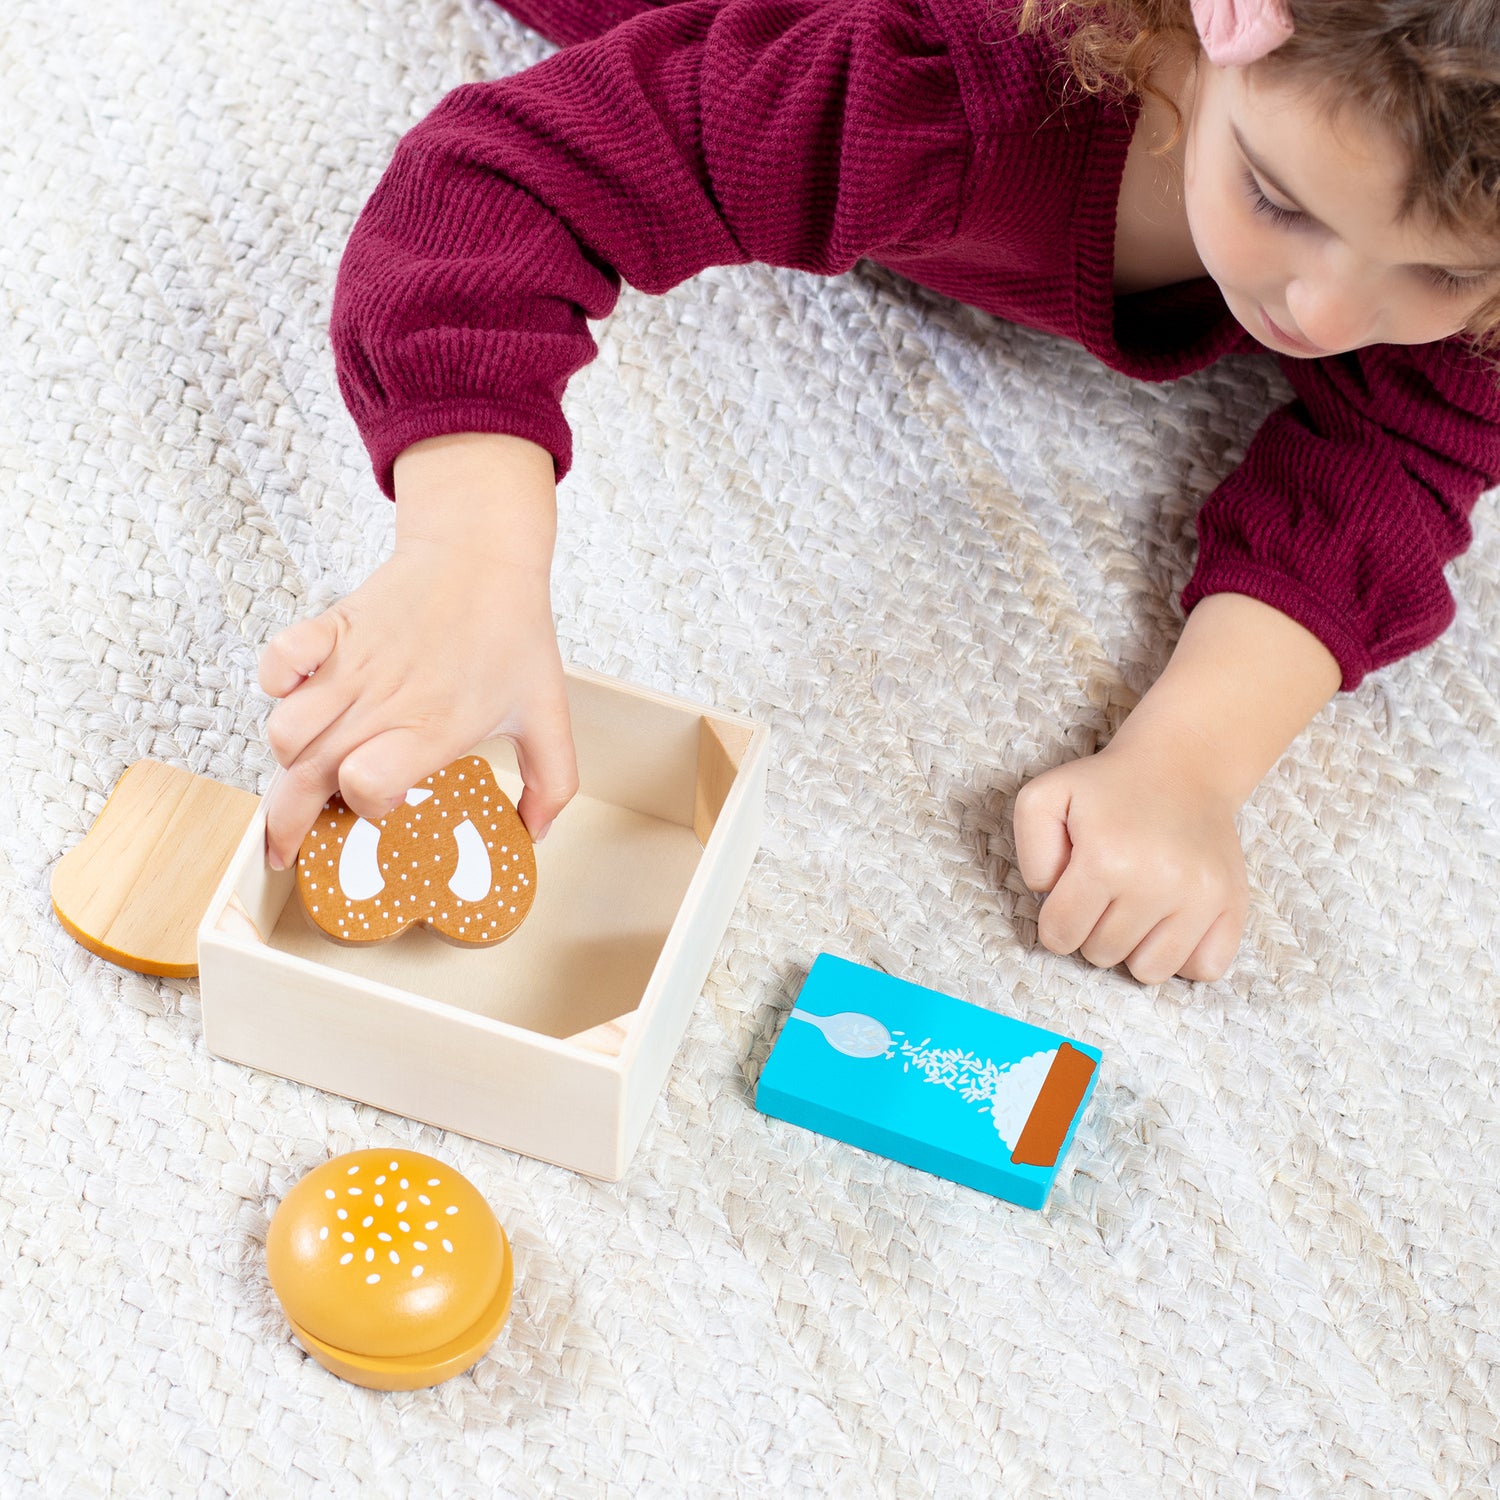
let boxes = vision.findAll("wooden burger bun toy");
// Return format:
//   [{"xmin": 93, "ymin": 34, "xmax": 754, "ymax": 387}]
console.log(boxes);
[
  {"xmin": 296, "ymin": 755, "xmax": 536, "ymax": 948},
  {"xmin": 266, "ymin": 1148, "xmax": 513, "ymax": 1390}
]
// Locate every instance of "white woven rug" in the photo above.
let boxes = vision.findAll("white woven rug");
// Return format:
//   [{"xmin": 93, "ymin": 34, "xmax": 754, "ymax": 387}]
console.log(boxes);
[{"xmin": 3, "ymin": 2, "xmax": 1498, "ymax": 1495}]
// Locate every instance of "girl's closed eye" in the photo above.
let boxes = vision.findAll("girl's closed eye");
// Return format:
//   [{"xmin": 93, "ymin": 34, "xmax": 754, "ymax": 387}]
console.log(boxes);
[
  {"xmin": 1242, "ymin": 169, "xmax": 1304, "ymax": 229},
  {"xmin": 1240, "ymin": 167, "xmax": 1493, "ymax": 298},
  {"xmin": 1422, "ymin": 265, "xmax": 1491, "ymax": 295}
]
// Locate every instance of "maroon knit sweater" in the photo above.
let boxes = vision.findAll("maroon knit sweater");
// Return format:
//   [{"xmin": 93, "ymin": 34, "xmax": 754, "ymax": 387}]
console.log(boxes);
[{"xmin": 330, "ymin": 0, "xmax": 1500, "ymax": 689}]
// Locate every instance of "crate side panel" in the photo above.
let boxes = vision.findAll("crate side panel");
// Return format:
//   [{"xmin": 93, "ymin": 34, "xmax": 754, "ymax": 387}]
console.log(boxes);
[{"xmin": 198, "ymin": 935, "xmax": 626, "ymax": 1176}]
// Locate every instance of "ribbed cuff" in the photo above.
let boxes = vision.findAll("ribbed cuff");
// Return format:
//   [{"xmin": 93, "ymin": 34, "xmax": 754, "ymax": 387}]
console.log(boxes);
[
  {"xmin": 1182, "ymin": 560, "xmax": 1373, "ymax": 692},
  {"xmin": 359, "ymin": 401, "xmax": 574, "ymax": 500}
]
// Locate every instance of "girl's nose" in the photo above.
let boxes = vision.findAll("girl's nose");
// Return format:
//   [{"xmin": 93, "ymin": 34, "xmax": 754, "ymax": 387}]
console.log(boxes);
[{"xmin": 1284, "ymin": 274, "xmax": 1380, "ymax": 353}]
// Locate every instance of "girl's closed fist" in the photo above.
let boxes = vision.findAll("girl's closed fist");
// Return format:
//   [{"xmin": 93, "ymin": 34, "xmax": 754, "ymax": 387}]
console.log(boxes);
[{"xmin": 1013, "ymin": 742, "xmax": 1250, "ymax": 985}]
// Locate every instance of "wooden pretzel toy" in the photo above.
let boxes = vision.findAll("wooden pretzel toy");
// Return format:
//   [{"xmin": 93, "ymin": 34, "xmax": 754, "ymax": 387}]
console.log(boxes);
[{"xmin": 295, "ymin": 755, "xmax": 536, "ymax": 947}]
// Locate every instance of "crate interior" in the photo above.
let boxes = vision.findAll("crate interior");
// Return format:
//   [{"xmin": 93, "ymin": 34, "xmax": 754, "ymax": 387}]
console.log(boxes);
[{"xmin": 234, "ymin": 683, "xmax": 752, "ymax": 1049}]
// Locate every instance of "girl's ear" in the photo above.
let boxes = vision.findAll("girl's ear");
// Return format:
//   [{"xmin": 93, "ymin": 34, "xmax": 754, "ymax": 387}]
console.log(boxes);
[{"xmin": 1190, "ymin": 0, "xmax": 1294, "ymax": 67}]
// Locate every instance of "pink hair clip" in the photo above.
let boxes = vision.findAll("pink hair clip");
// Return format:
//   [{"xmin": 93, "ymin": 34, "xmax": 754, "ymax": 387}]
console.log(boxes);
[{"xmin": 1190, "ymin": 0, "xmax": 1294, "ymax": 66}]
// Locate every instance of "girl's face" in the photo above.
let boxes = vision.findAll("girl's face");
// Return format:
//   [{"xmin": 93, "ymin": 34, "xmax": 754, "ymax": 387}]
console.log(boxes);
[{"xmin": 1183, "ymin": 59, "xmax": 1500, "ymax": 357}]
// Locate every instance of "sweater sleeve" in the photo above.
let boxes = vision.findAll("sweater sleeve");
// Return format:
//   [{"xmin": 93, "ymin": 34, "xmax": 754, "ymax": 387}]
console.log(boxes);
[
  {"xmin": 330, "ymin": 0, "xmax": 970, "ymax": 495},
  {"xmin": 1181, "ymin": 337, "xmax": 1500, "ymax": 689}
]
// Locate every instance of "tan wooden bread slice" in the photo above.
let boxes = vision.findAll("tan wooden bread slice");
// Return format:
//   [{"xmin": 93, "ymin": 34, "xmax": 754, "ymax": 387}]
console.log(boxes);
[{"xmin": 51, "ymin": 760, "xmax": 260, "ymax": 978}]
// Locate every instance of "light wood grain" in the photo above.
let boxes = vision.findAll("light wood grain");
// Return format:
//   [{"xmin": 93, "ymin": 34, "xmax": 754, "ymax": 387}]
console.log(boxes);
[
  {"xmin": 693, "ymin": 716, "xmax": 755, "ymax": 845},
  {"xmin": 52, "ymin": 761, "xmax": 260, "ymax": 977}
]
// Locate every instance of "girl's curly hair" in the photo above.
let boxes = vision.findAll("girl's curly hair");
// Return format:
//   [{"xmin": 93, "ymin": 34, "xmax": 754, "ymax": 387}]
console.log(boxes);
[{"xmin": 1020, "ymin": 1, "xmax": 1500, "ymax": 331}]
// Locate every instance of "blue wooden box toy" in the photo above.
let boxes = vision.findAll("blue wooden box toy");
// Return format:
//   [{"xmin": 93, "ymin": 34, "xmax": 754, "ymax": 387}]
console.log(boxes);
[{"xmin": 755, "ymin": 954, "xmax": 1101, "ymax": 1209}]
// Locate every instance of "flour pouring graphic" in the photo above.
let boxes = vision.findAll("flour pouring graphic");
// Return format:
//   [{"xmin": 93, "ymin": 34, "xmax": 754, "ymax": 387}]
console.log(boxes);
[{"xmin": 789, "ymin": 1009, "xmax": 1057, "ymax": 1153}]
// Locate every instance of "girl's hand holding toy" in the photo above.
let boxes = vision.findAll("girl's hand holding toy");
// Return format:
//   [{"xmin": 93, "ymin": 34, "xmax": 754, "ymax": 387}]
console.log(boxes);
[{"xmin": 258, "ymin": 432, "xmax": 577, "ymax": 874}]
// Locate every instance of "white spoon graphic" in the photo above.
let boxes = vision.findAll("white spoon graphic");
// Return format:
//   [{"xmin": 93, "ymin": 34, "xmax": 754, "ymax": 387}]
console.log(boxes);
[{"xmin": 790, "ymin": 1010, "xmax": 892, "ymax": 1059}]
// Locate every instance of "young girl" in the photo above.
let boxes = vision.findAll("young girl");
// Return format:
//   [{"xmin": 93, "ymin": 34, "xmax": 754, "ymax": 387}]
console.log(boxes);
[{"xmin": 258, "ymin": 0, "xmax": 1500, "ymax": 984}]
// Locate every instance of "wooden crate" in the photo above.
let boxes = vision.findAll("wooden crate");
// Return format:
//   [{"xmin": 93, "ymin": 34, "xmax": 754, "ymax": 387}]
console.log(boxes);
[{"xmin": 198, "ymin": 667, "xmax": 768, "ymax": 1179}]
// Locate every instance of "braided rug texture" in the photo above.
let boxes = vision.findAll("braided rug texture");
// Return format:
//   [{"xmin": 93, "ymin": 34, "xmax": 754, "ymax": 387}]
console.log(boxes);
[{"xmin": 3, "ymin": 2, "xmax": 1498, "ymax": 1496}]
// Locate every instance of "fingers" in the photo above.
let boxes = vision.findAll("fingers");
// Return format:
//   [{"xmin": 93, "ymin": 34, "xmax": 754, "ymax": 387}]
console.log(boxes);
[
  {"xmin": 262, "ymin": 699, "xmax": 399, "ymax": 873},
  {"xmin": 1013, "ymin": 775, "xmax": 1073, "ymax": 893},
  {"xmin": 261, "ymin": 609, "xmax": 359, "ymax": 817},
  {"xmin": 1015, "ymin": 748, "xmax": 1249, "ymax": 985},
  {"xmin": 1035, "ymin": 870, "xmax": 1113, "ymax": 958},
  {"xmin": 261, "ymin": 645, "xmax": 362, "ymax": 871},
  {"xmin": 261, "ymin": 666, "xmax": 579, "ymax": 869},
  {"xmin": 510, "ymin": 691, "xmax": 580, "ymax": 841},
  {"xmin": 265, "ymin": 707, "xmax": 579, "ymax": 872},
  {"xmin": 1037, "ymin": 855, "xmax": 1243, "ymax": 984},
  {"xmin": 264, "ymin": 719, "xmax": 473, "ymax": 872},
  {"xmin": 264, "ymin": 669, "xmax": 360, "ymax": 775},
  {"xmin": 336, "ymin": 728, "xmax": 441, "ymax": 823},
  {"xmin": 1176, "ymin": 909, "xmax": 1245, "ymax": 983},
  {"xmin": 261, "ymin": 674, "xmax": 424, "ymax": 871},
  {"xmin": 1049, "ymin": 899, "xmax": 1243, "ymax": 985},
  {"xmin": 264, "ymin": 720, "xmax": 464, "ymax": 873},
  {"xmin": 263, "ymin": 756, "xmax": 352, "ymax": 873},
  {"xmin": 1122, "ymin": 908, "xmax": 1221, "ymax": 985},
  {"xmin": 259, "ymin": 611, "xmax": 343, "ymax": 698}
]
